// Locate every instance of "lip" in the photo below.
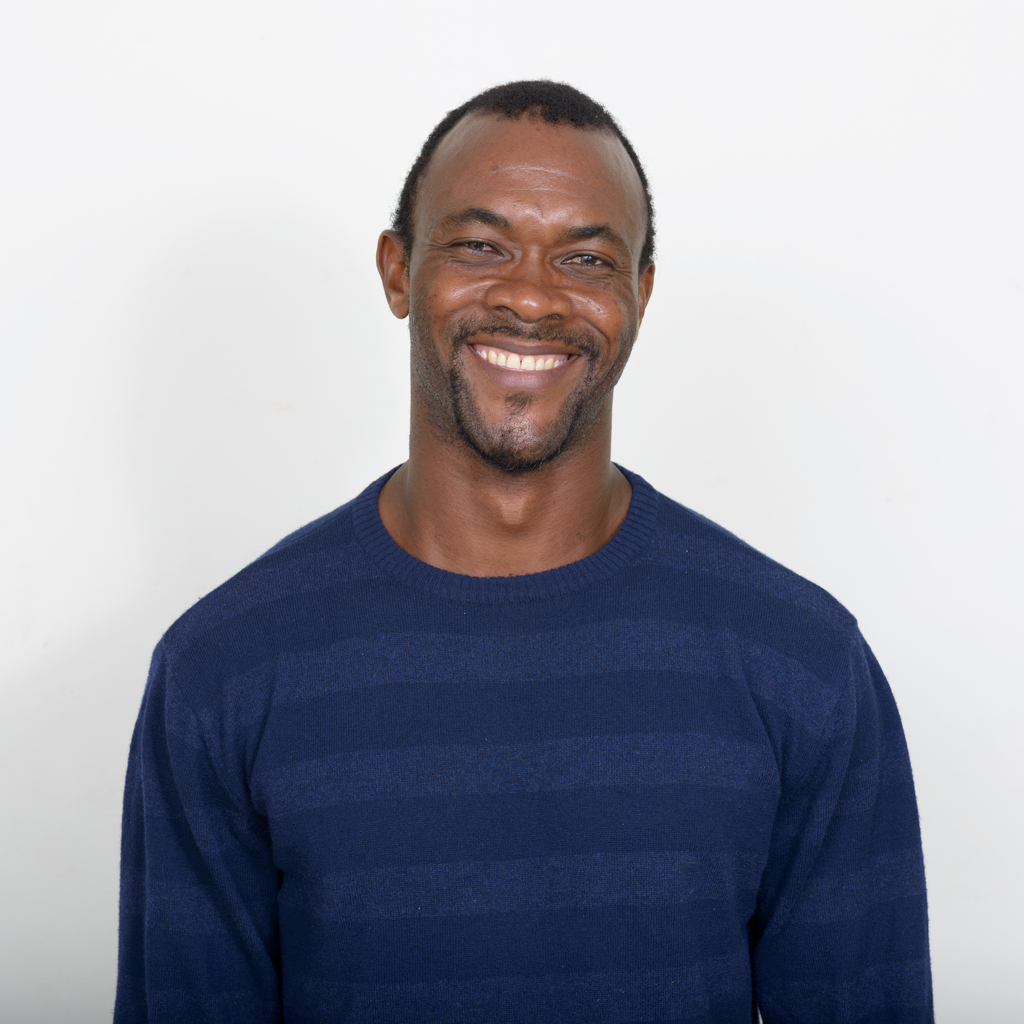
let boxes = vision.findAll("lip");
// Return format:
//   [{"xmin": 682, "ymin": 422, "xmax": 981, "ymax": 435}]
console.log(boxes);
[
  {"xmin": 464, "ymin": 340, "xmax": 580, "ymax": 389},
  {"xmin": 467, "ymin": 334, "xmax": 576, "ymax": 360}
]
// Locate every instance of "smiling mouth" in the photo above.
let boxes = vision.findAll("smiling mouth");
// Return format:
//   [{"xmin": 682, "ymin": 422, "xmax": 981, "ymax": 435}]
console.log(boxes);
[{"xmin": 470, "ymin": 343, "xmax": 574, "ymax": 372}]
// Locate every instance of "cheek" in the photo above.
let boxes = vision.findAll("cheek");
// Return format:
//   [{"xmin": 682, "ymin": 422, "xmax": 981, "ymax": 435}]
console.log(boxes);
[
  {"xmin": 574, "ymin": 288, "xmax": 638, "ymax": 341},
  {"xmin": 412, "ymin": 265, "xmax": 488, "ymax": 319}
]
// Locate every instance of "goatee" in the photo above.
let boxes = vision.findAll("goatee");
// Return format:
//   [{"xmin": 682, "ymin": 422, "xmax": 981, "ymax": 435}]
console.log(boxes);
[{"xmin": 416, "ymin": 313, "xmax": 616, "ymax": 475}]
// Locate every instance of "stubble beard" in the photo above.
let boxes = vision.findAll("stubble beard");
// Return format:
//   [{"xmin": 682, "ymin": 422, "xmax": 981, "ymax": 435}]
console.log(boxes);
[{"xmin": 410, "ymin": 309, "xmax": 631, "ymax": 475}]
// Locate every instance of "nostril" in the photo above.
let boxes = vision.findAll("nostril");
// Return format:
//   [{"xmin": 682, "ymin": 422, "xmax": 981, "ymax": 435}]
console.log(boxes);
[{"xmin": 485, "ymin": 285, "xmax": 572, "ymax": 322}]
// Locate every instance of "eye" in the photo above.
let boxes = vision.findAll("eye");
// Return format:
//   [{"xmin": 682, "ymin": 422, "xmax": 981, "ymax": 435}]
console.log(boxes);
[
  {"xmin": 456, "ymin": 239, "xmax": 496, "ymax": 254},
  {"xmin": 566, "ymin": 253, "xmax": 610, "ymax": 268}
]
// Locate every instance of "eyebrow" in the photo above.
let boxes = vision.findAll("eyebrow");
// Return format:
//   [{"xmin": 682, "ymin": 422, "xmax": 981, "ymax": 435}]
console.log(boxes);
[
  {"xmin": 560, "ymin": 224, "xmax": 630, "ymax": 258},
  {"xmin": 437, "ymin": 207, "xmax": 513, "ymax": 231}
]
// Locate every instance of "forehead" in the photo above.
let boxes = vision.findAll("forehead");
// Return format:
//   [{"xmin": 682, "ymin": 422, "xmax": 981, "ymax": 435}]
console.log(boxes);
[{"xmin": 414, "ymin": 112, "xmax": 647, "ymax": 247}]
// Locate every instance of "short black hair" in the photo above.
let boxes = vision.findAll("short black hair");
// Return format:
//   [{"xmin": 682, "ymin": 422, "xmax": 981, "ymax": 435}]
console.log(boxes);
[{"xmin": 392, "ymin": 80, "xmax": 655, "ymax": 270}]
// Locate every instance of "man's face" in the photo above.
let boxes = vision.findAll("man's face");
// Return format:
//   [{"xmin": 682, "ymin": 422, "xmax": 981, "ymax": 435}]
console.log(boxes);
[{"xmin": 396, "ymin": 112, "xmax": 654, "ymax": 473}]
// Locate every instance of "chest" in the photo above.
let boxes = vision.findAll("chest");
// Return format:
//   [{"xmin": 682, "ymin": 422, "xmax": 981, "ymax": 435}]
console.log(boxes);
[{"xmin": 251, "ymin": 628, "xmax": 781, "ymax": 899}]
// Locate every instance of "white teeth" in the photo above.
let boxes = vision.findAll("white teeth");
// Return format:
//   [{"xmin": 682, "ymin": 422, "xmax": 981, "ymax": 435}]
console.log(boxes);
[{"xmin": 474, "ymin": 346, "xmax": 570, "ymax": 371}]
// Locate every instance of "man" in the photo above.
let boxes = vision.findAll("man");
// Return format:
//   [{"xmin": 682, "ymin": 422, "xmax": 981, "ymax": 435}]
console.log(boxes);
[{"xmin": 116, "ymin": 81, "xmax": 933, "ymax": 1022}]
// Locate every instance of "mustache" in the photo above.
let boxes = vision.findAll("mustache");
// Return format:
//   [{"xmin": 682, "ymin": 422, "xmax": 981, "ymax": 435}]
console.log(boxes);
[{"xmin": 448, "ymin": 316, "xmax": 601, "ymax": 357}]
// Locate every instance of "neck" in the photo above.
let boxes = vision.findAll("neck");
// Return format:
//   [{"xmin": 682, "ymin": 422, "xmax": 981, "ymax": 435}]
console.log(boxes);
[{"xmin": 378, "ymin": 400, "xmax": 631, "ymax": 578}]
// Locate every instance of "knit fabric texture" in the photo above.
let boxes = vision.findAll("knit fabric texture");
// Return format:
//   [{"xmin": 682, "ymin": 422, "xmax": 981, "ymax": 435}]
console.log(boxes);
[{"xmin": 115, "ymin": 468, "xmax": 933, "ymax": 1023}]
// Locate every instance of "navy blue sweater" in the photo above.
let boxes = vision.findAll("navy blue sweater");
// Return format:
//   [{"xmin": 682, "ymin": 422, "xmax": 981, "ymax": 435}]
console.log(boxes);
[{"xmin": 115, "ymin": 469, "xmax": 932, "ymax": 1023}]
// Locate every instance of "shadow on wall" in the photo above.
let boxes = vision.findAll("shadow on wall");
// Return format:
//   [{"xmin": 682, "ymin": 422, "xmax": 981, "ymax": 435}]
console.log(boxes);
[
  {"xmin": 119, "ymin": 217, "xmax": 407, "ymax": 609},
  {"xmin": 0, "ymin": 218, "xmax": 408, "ymax": 1022}
]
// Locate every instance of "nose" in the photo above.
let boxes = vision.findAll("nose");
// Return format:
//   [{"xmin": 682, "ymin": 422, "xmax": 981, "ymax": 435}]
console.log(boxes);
[{"xmin": 483, "ymin": 254, "xmax": 572, "ymax": 322}]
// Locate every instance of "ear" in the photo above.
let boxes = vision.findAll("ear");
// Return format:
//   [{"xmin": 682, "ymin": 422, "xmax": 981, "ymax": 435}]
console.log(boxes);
[
  {"xmin": 637, "ymin": 262, "xmax": 655, "ymax": 323},
  {"xmin": 376, "ymin": 230, "xmax": 410, "ymax": 319}
]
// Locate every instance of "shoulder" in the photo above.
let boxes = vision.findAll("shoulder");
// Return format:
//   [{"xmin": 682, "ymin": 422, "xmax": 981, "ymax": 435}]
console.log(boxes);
[
  {"xmin": 155, "ymin": 473, "xmax": 389, "ymax": 709},
  {"xmin": 641, "ymin": 482, "xmax": 859, "ymax": 643},
  {"xmin": 634, "ymin": 478, "xmax": 874, "ymax": 782},
  {"xmin": 632, "ymin": 476, "xmax": 866, "ymax": 720}
]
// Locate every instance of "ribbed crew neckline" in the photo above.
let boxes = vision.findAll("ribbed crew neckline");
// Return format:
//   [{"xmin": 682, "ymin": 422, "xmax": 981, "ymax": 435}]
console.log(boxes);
[{"xmin": 351, "ymin": 465, "xmax": 660, "ymax": 605}]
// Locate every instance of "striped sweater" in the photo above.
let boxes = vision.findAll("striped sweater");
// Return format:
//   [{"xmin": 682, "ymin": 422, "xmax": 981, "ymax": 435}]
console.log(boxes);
[{"xmin": 115, "ymin": 468, "xmax": 932, "ymax": 1023}]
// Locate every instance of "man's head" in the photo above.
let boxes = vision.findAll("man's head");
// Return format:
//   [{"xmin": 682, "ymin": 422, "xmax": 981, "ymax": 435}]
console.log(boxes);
[
  {"xmin": 377, "ymin": 81, "xmax": 656, "ymax": 474},
  {"xmin": 392, "ymin": 81, "xmax": 656, "ymax": 271}
]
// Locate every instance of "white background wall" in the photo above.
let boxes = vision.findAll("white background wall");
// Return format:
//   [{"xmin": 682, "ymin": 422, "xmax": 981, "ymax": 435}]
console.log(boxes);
[{"xmin": 1, "ymin": 2, "xmax": 1021, "ymax": 1020}]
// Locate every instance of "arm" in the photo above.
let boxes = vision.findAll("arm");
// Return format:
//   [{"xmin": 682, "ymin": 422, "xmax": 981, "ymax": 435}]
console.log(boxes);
[
  {"xmin": 115, "ymin": 642, "xmax": 282, "ymax": 1023},
  {"xmin": 752, "ymin": 640, "xmax": 933, "ymax": 1023}
]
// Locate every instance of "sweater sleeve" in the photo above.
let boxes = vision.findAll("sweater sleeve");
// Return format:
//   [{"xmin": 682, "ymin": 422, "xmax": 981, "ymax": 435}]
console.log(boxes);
[
  {"xmin": 115, "ymin": 642, "xmax": 282, "ymax": 1023},
  {"xmin": 751, "ymin": 638, "xmax": 933, "ymax": 1023}
]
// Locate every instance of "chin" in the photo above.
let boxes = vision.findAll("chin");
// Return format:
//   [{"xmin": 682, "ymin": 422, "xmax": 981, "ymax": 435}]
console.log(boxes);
[
  {"xmin": 444, "ymin": 359, "xmax": 602, "ymax": 473},
  {"xmin": 468, "ymin": 446, "xmax": 558, "ymax": 475},
  {"xmin": 454, "ymin": 416, "xmax": 583, "ymax": 475}
]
